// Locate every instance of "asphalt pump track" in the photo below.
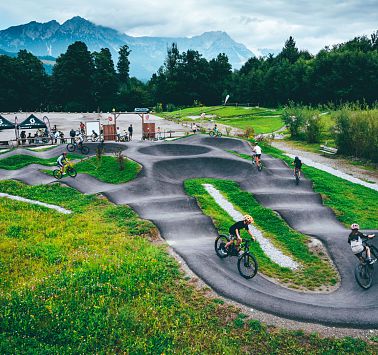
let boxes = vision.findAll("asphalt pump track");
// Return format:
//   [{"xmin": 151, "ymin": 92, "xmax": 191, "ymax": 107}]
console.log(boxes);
[{"xmin": 1, "ymin": 135, "xmax": 377, "ymax": 328}]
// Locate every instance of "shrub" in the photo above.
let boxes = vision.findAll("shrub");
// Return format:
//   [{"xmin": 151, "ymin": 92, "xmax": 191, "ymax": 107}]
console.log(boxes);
[
  {"xmin": 334, "ymin": 107, "xmax": 378, "ymax": 161},
  {"xmin": 305, "ymin": 114, "xmax": 323, "ymax": 143},
  {"xmin": 225, "ymin": 127, "xmax": 232, "ymax": 136},
  {"xmin": 113, "ymin": 149, "xmax": 126, "ymax": 171},
  {"xmin": 244, "ymin": 127, "xmax": 255, "ymax": 139}
]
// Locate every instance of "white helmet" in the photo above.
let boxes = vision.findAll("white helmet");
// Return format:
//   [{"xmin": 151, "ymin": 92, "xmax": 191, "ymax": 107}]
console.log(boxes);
[{"xmin": 351, "ymin": 223, "xmax": 359, "ymax": 230}]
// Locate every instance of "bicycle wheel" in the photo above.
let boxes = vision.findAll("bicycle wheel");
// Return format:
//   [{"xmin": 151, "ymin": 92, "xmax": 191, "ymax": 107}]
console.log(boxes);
[
  {"xmin": 295, "ymin": 173, "xmax": 300, "ymax": 185},
  {"xmin": 354, "ymin": 263, "xmax": 373, "ymax": 289},
  {"xmin": 217, "ymin": 132, "xmax": 222, "ymax": 138},
  {"xmin": 257, "ymin": 162, "xmax": 263, "ymax": 172},
  {"xmin": 209, "ymin": 131, "xmax": 214, "ymax": 137},
  {"xmin": 53, "ymin": 169, "xmax": 63, "ymax": 179},
  {"xmin": 67, "ymin": 143, "xmax": 76, "ymax": 152},
  {"xmin": 215, "ymin": 235, "xmax": 230, "ymax": 258},
  {"xmin": 237, "ymin": 252, "xmax": 258, "ymax": 279},
  {"xmin": 67, "ymin": 167, "xmax": 77, "ymax": 178},
  {"xmin": 80, "ymin": 146, "xmax": 89, "ymax": 155}
]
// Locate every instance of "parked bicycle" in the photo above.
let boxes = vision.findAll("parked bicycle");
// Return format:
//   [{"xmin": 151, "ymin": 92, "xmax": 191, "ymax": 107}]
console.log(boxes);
[
  {"xmin": 66, "ymin": 141, "xmax": 89, "ymax": 155},
  {"xmin": 53, "ymin": 160, "xmax": 77, "ymax": 179},
  {"xmin": 209, "ymin": 130, "xmax": 222, "ymax": 138},
  {"xmin": 215, "ymin": 235, "xmax": 258, "ymax": 279},
  {"xmin": 252, "ymin": 154, "xmax": 263, "ymax": 171},
  {"xmin": 354, "ymin": 235, "xmax": 377, "ymax": 289}
]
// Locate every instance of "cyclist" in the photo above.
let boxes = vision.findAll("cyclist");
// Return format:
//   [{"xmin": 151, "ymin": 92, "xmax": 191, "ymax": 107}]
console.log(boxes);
[
  {"xmin": 91, "ymin": 130, "xmax": 98, "ymax": 140},
  {"xmin": 57, "ymin": 152, "xmax": 68, "ymax": 174},
  {"xmin": 348, "ymin": 223, "xmax": 376, "ymax": 264},
  {"xmin": 292, "ymin": 156, "xmax": 302, "ymax": 177},
  {"xmin": 213, "ymin": 124, "xmax": 218, "ymax": 133},
  {"xmin": 224, "ymin": 215, "xmax": 256, "ymax": 252},
  {"xmin": 252, "ymin": 142, "xmax": 262, "ymax": 166},
  {"xmin": 75, "ymin": 132, "xmax": 84, "ymax": 147}
]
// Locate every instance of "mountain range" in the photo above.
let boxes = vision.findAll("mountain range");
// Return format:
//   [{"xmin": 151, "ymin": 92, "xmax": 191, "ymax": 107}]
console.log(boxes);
[{"xmin": 0, "ymin": 16, "xmax": 254, "ymax": 79}]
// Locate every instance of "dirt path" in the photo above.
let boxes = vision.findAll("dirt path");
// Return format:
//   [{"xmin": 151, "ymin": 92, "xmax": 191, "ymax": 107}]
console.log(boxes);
[{"xmin": 272, "ymin": 140, "xmax": 378, "ymax": 185}]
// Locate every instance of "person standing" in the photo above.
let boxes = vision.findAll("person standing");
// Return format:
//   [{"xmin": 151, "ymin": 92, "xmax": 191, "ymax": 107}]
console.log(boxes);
[
  {"xmin": 116, "ymin": 127, "xmax": 121, "ymax": 141},
  {"xmin": 80, "ymin": 122, "xmax": 85, "ymax": 135},
  {"xmin": 128, "ymin": 124, "xmax": 133, "ymax": 141},
  {"xmin": 193, "ymin": 123, "xmax": 198, "ymax": 134}
]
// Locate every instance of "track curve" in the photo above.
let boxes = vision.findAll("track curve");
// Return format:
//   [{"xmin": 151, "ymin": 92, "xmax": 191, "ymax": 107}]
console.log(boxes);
[{"xmin": 0, "ymin": 135, "xmax": 377, "ymax": 328}]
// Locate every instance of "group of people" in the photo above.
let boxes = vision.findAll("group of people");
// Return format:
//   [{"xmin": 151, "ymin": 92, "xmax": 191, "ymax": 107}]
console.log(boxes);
[
  {"xmin": 19, "ymin": 128, "xmax": 50, "ymax": 145},
  {"xmin": 116, "ymin": 124, "xmax": 133, "ymax": 142}
]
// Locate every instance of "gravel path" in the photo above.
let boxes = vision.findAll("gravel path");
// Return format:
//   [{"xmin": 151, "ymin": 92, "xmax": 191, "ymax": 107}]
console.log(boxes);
[
  {"xmin": 272, "ymin": 141, "xmax": 378, "ymax": 187},
  {"xmin": 203, "ymin": 183, "xmax": 299, "ymax": 269}
]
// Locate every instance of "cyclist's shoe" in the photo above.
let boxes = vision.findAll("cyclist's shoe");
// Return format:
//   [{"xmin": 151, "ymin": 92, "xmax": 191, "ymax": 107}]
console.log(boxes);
[{"xmin": 367, "ymin": 258, "xmax": 377, "ymax": 265}]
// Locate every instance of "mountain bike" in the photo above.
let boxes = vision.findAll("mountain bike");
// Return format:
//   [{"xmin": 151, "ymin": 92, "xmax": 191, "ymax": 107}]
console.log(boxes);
[
  {"xmin": 209, "ymin": 130, "xmax": 222, "ymax": 138},
  {"xmin": 294, "ymin": 167, "xmax": 300, "ymax": 185},
  {"xmin": 354, "ymin": 235, "xmax": 377, "ymax": 289},
  {"xmin": 66, "ymin": 141, "xmax": 89, "ymax": 155},
  {"xmin": 252, "ymin": 154, "xmax": 263, "ymax": 171},
  {"xmin": 53, "ymin": 160, "xmax": 77, "ymax": 179},
  {"xmin": 215, "ymin": 235, "xmax": 258, "ymax": 279}
]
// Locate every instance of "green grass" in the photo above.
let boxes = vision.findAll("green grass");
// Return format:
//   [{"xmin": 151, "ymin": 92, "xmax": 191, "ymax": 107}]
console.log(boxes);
[
  {"xmin": 74, "ymin": 155, "xmax": 141, "ymax": 184},
  {"xmin": 184, "ymin": 178, "xmax": 338, "ymax": 290},
  {"xmin": 157, "ymin": 105, "xmax": 284, "ymax": 134},
  {"xmin": 242, "ymin": 142, "xmax": 378, "ymax": 230},
  {"xmin": 0, "ymin": 153, "xmax": 83, "ymax": 170},
  {"xmin": 0, "ymin": 180, "xmax": 375, "ymax": 353}
]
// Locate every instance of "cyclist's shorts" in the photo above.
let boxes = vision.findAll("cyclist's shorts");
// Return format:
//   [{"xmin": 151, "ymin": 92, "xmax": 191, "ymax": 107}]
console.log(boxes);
[
  {"xmin": 255, "ymin": 154, "xmax": 261, "ymax": 158},
  {"xmin": 354, "ymin": 246, "xmax": 367, "ymax": 258}
]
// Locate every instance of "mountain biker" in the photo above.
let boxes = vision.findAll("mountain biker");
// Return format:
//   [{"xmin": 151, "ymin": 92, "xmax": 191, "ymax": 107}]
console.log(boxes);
[
  {"xmin": 348, "ymin": 223, "xmax": 376, "ymax": 264},
  {"xmin": 75, "ymin": 132, "xmax": 84, "ymax": 147},
  {"xmin": 252, "ymin": 142, "xmax": 262, "ymax": 166},
  {"xmin": 213, "ymin": 124, "xmax": 218, "ymax": 133},
  {"xmin": 57, "ymin": 152, "xmax": 68, "ymax": 173},
  {"xmin": 292, "ymin": 156, "xmax": 302, "ymax": 177},
  {"xmin": 224, "ymin": 215, "xmax": 256, "ymax": 252},
  {"xmin": 91, "ymin": 130, "xmax": 98, "ymax": 140}
]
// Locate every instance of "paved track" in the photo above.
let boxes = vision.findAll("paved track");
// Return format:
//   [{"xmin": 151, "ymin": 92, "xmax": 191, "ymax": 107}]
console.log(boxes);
[{"xmin": 1, "ymin": 135, "xmax": 377, "ymax": 328}]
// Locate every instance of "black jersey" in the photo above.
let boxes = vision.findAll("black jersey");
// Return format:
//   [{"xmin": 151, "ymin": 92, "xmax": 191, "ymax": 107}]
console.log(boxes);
[{"xmin": 229, "ymin": 220, "xmax": 249, "ymax": 236}]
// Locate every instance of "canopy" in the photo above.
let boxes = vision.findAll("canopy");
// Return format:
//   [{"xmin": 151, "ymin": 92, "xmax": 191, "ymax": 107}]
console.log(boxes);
[
  {"xmin": 18, "ymin": 114, "xmax": 47, "ymax": 130},
  {"xmin": 0, "ymin": 115, "xmax": 15, "ymax": 129}
]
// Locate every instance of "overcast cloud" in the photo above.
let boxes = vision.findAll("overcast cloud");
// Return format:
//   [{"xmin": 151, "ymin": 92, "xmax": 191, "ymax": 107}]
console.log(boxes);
[{"xmin": 0, "ymin": 0, "xmax": 377, "ymax": 54}]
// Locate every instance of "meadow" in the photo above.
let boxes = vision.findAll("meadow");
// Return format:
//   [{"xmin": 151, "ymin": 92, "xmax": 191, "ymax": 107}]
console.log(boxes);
[{"xmin": 0, "ymin": 180, "xmax": 376, "ymax": 353}]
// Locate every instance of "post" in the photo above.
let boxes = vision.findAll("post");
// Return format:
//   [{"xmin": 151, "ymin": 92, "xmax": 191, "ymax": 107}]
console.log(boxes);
[{"xmin": 142, "ymin": 113, "xmax": 145, "ymax": 140}]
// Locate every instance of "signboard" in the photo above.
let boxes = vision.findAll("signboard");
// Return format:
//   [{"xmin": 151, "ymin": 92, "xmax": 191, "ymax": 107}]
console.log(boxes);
[
  {"xmin": 18, "ymin": 114, "xmax": 47, "ymax": 129},
  {"xmin": 134, "ymin": 108, "xmax": 150, "ymax": 113},
  {"xmin": 0, "ymin": 116, "xmax": 15, "ymax": 129}
]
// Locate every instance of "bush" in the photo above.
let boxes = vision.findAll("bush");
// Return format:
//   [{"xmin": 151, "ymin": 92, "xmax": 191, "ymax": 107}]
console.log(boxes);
[
  {"xmin": 305, "ymin": 114, "xmax": 323, "ymax": 143},
  {"xmin": 334, "ymin": 107, "xmax": 378, "ymax": 161},
  {"xmin": 244, "ymin": 127, "xmax": 255, "ymax": 139}
]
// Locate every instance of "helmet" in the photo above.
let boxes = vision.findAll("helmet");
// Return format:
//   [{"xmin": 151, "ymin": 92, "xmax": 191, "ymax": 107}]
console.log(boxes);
[
  {"xmin": 63, "ymin": 151, "xmax": 67, "ymax": 155},
  {"xmin": 243, "ymin": 214, "xmax": 254, "ymax": 223},
  {"xmin": 351, "ymin": 223, "xmax": 359, "ymax": 230}
]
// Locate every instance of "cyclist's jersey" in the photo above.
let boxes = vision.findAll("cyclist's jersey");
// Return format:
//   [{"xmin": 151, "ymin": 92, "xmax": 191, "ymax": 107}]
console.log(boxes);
[
  {"xmin": 348, "ymin": 231, "xmax": 367, "ymax": 254},
  {"xmin": 294, "ymin": 159, "xmax": 302, "ymax": 169},
  {"xmin": 229, "ymin": 220, "xmax": 249, "ymax": 236},
  {"xmin": 57, "ymin": 155, "xmax": 67, "ymax": 167},
  {"xmin": 253, "ymin": 146, "xmax": 262, "ymax": 155}
]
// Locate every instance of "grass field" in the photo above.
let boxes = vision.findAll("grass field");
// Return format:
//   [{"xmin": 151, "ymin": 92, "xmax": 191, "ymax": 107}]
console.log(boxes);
[
  {"xmin": 0, "ymin": 180, "xmax": 376, "ymax": 353},
  {"xmin": 157, "ymin": 106, "xmax": 284, "ymax": 134},
  {"xmin": 0, "ymin": 153, "xmax": 84, "ymax": 170},
  {"xmin": 185, "ymin": 179, "xmax": 338, "ymax": 290},
  {"xmin": 234, "ymin": 141, "xmax": 378, "ymax": 230},
  {"xmin": 74, "ymin": 156, "xmax": 141, "ymax": 184}
]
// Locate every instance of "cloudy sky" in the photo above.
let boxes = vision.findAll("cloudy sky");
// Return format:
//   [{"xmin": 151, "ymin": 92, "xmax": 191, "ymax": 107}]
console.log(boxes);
[{"xmin": 0, "ymin": 0, "xmax": 377, "ymax": 55}]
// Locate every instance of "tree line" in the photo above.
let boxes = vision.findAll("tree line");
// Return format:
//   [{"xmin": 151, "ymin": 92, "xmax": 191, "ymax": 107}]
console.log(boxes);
[{"xmin": 0, "ymin": 31, "xmax": 377, "ymax": 112}]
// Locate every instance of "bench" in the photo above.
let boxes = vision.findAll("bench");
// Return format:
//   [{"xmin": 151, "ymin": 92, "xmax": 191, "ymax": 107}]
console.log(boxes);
[{"xmin": 319, "ymin": 145, "xmax": 338, "ymax": 156}]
